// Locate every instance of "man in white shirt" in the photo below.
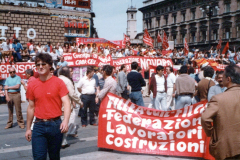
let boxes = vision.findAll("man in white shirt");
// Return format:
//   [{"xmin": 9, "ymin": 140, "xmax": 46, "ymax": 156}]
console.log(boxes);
[
  {"xmin": 1, "ymin": 39, "xmax": 12, "ymax": 63},
  {"xmin": 104, "ymin": 47, "xmax": 109, "ymax": 56},
  {"xmin": 149, "ymin": 65, "xmax": 167, "ymax": 111},
  {"xmin": 77, "ymin": 66, "xmax": 98, "ymax": 127},
  {"xmin": 84, "ymin": 44, "xmax": 92, "ymax": 54},
  {"xmin": 166, "ymin": 66, "xmax": 176, "ymax": 110}
]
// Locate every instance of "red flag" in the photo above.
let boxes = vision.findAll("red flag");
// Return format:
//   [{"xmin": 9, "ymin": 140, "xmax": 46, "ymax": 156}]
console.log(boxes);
[
  {"xmin": 222, "ymin": 42, "xmax": 229, "ymax": 55},
  {"xmin": 123, "ymin": 34, "xmax": 131, "ymax": 47},
  {"xmin": 162, "ymin": 31, "xmax": 169, "ymax": 50},
  {"xmin": 216, "ymin": 37, "xmax": 222, "ymax": 50},
  {"xmin": 143, "ymin": 29, "xmax": 153, "ymax": 47},
  {"xmin": 157, "ymin": 32, "xmax": 162, "ymax": 43},
  {"xmin": 184, "ymin": 38, "xmax": 189, "ymax": 55},
  {"xmin": 13, "ymin": 33, "xmax": 16, "ymax": 40}
]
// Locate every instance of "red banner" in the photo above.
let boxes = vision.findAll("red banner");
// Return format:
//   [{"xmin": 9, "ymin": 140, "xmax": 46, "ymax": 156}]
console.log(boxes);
[
  {"xmin": 111, "ymin": 40, "xmax": 125, "ymax": 48},
  {"xmin": 157, "ymin": 32, "xmax": 162, "ymax": 43},
  {"xmin": 216, "ymin": 37, "xmax": 222, "ymax": 50},
  {"xmin": 0, "ymin": 62, "xmax": 36, "ymax": 80},
  {"xmin": 162, "ymin": 31, "xmax": 169, "ymax": 50},
  {"xmin": 76, "ymin": 38, "xmax": 118, "ymax": 48},
  {"xmin": 184, "ymin": 38, "xmax": 189, "ymax": 56},
  {"xmin": 98, "ymin": 93, "xmax": 213, "ymax": 159}
]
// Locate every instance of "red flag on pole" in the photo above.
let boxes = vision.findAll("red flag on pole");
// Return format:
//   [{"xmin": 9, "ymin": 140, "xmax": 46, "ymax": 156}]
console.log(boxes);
[
  {"xmin": 123, "ymin": 34, "xmax": 131, "ymax": 47},
  {"xmin": 184, "ymin": 38, "xmax": 189, "ymax": 56},
  {"xmin": 222, "ymin": 42, "xmax": 229, "ymax": 55},
  {"xmin": 143, "ymin": 29, "xmax": 153, "ymax": 47},
  {"xmin": 216, "ymin": 37, "xmax": 222, "ymax": 50},
  {"xmin": 157, "ymin": 32, "xmax": 162, "ymax": 43},
  {"xmin": 13, "ymin": 33, "xmax": 16, "ymax": 40},
  {"xmin": 162, "ymin": 31, "xmax": 169, "ymax": 50}
]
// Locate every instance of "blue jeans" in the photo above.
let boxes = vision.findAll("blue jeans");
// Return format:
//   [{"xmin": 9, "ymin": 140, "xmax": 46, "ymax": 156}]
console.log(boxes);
[
  {"xmin": 175, "ymin": 95, "xmax": 192, "ymax": 110},
  {"xmin": 153, "ymin": 92, "xmax": 167, "ymax": 111},
  {"xmin": 13, "ymin": 52, "xmax": 22, "ymax": 62},
  {"xmin": 129, "ymin": 91, "xmax": 145, "ymax": 107},
  {"xmin": 32, "ymin": 118, "xmax": 63, "ymax": 160}
]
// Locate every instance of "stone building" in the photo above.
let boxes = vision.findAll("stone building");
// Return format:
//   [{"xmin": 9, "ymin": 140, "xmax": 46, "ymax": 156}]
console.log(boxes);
[
  {"xmin": 139, "ymin": 0, "xmax": 240, "ymax": 50},
  {"xmin": 0, "ymin": 0, "xmax": 97, "ymax": 47}
]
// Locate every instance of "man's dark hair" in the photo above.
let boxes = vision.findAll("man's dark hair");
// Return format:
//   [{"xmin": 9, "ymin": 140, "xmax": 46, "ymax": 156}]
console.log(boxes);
[
  {"xmin": 216, "ymin": 70, "xmax": 224, "ymax": 77},
  {"xmin": 179, "ymin": 66, "xmax": 188, "ymax": 74},
  {"xmin": 131, "ymin": 62, "xmax": 138, "ymax": 70},
  {"xmin": 86, "ymin": 66, "xmax": 94, "ymax": 75},
  {"xmin": 59, "ymin": 66, "xmax": 71, "ymax": 79},
  {"xmin": 29, "ymin": 39, "xmax": 33, "ymax": 43},
  {"xmin": 50, "ymin": 67, "xmax": 54, "ymax": 71},
  {"xmin": 102, "ymin": 65, "xmax": 113, "ymax": 76},
  {"xmin": 87, "ymin": 44, "xmax": 91, "ymax": 47},
  {"xmin": 166, "ymin": 66, "xmax": 173, "ymax": 72},
  {"xmin": 35, "ymin": 53, "xmax": 53, "ymax": 66},
  {"xmin": 156, "ymin": 65, "xmax": 164, "ymax": 72},
  {"xmin": 25, "ymin": 69, "xmax": 34, "ymax": 76},
  {"xmin": 188, "ymin": 67, "xmax": 195, "ymax": 74},
  {"xmin": 47, "ymin": 42, "xmax": 51, "ymax": 45},
  {"xmin": 137, "ymin": 66, "xmax": 142, "ymax": 72},
  {"xmin": 120, "ymin": 64, "xmax": 125, "ymax": 71},
  {"xmin": 204, "ymin": 66, "xmax": 214, "ymax": 78},
  {"xmin": 225, "ymin": 64, "xmax": 240, "ymax": 84}
]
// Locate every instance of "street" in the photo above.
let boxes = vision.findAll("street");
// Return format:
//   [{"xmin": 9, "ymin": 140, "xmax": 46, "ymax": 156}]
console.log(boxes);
[{"xmin": 0, "ymin": 98, "xmax": 194, "ymax": 160}]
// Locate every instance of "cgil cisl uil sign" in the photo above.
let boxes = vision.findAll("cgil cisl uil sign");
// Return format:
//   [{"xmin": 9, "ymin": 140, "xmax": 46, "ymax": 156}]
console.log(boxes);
[{"xmin": 0, "ymin": 26, "xmax": 36, "ymax": 40}]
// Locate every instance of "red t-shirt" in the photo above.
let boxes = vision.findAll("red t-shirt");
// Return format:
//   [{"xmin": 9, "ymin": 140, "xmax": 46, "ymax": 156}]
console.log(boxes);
[{"xmin": 27, "ymin": 76, "xmax": 69, "ymax": 119}]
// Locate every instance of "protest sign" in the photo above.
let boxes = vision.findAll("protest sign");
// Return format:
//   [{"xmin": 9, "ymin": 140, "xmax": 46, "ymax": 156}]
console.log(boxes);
[
  {"xmin": 0, "ymin": 62, "xmax": 36, "ymax": 80},
  {"xmin": 98, "ymin": 93, "xmax": 213, "ymax": 159}
]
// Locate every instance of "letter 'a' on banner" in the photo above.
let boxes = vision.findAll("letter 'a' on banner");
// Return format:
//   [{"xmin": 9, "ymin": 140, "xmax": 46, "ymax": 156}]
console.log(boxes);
[{"xmin": 98, "ymin": 93, "xmax": 214, "ymax": 159}]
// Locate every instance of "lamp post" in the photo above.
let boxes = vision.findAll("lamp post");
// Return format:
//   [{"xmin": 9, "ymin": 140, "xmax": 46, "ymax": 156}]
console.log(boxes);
[{"xmin": 200, "ymin": 4, "xmax": 219, "ymax": 48}]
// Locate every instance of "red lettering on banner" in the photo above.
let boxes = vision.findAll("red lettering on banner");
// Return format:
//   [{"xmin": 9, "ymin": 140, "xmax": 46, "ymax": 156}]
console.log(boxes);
[
  {"xmin": 78, "ymin": 23, "xmax": 82, "ymax": 28},
  {"xmin": 98, "ymin": 93, "xmax": 213, "ymax": 159}
]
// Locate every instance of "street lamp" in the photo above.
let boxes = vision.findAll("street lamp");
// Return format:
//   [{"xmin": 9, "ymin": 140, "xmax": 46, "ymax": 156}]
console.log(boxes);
[{"xmin": 200, "ymin": 4, "xmax": 219, "ymax": 48}]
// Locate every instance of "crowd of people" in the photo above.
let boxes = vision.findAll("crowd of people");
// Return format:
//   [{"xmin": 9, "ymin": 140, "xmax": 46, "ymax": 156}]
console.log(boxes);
[
  {"xmin": 2, "ymin": 40, "xmax": 240, "ymax": 159},
  {"xmin": 1, "ymin": 38, "xmax": 240, "ymax": 66}
]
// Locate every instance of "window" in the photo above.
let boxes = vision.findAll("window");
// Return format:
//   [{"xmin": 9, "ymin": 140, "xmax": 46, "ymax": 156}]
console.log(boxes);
[
  {"xmin": 225, "ymin": 3, "xmax": 230, "ymax": 13},
  {"xmin": 156, "ymin": 19, "xmax": 160, "ymax": 27},
  {"xmin": 182, "ymin": 13, "xmax": 185, "ymax": 22},
  {"xmin": 238, "ymin": 1, "xmax": 240, "ymax": 10},
  {"xmin": 173, "ymin": 15, "xmax": 176, "ymax": 24},
  {"xmin": 191, "ymin": 11, "xmax": 195, "ymax": 20},
  {"xmin": 213, "ymin": 29, "xmax": 218, "ymax": 40},
  {"xmin": 225, "ymin": 28, "xmax": 231, "ymax": 39},
  {"xmin": 165, "ymin": 18, "xmax": 168, "ymax": 25},
  {"xmin": 191, "ymin": 32, "xmax": 196, "ymax": 42},
  {"xmin": 237, "ymin": 26, "xmax": 240, "ymax": 38},
  {"xmin": 213, "ymin": 8, "xmax": 218, "ymax": 16},
  {"xmin": 181, "ymin": 34, "xmax": 185, "ymax": 44},
  {"xmin": 173, "ymin": 35, "xmax": 177, "ymax": 44},
  {"xmin": 131, "ymin": 14, "xmax": 133, "ymax": 19},
  {"xmin": 202, "ymin": 12, "xmax": 206, "ymax": 18},
  {"xmin": 201, "ymin": 31, "xmax": 206, "ymax": 41}
]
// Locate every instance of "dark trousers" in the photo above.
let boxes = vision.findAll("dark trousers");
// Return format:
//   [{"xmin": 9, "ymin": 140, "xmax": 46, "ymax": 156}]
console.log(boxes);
[
  {"xmin": 0, "ymin": 96, "xmax": 5, "ymax": 104},
  {"xmin": 32, "ymin": 118, "xmax": 63, "ymax": 160},
  {"xmin": 78, "ymin": 94, "xmax": 96, "ymax": 125},
  {"xmin": 121, "ymin": 89, "xmax": 129, "ymax": 100},
  {"xmin": 13, "ymin": 52, "xmax": 22, "ymax": 62}
]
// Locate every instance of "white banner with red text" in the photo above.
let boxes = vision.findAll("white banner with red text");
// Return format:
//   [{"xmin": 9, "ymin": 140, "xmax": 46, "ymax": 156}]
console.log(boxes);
[
  {"xmin": 98, "ymin": 93, "xmax": 213, "ymax": 159},
  {"xmin": 0, "ymin": 62, "xmax": 36, "ymax": 80}
]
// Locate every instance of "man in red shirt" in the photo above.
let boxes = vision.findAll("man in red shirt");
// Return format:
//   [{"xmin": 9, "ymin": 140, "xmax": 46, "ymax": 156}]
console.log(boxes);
[{"xmin": 25, "ymin": 53, "xmax": 71, "ymax": 160}]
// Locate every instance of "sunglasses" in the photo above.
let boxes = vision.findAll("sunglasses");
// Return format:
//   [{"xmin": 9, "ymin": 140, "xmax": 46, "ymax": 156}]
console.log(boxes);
[
  {"xmin": 9, "ymin": 71, "xmax": 15, "ymax": 74},
  {"xmin": 36, "ymin": 63, "xmax": 47, "ymax": 67}
]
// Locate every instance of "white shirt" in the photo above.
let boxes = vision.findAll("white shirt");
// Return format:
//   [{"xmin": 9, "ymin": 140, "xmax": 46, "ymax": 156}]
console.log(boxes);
[
  {"xmin": 48, "ymin": 52, "xmax": 58, "ymax": 61},
  {"xmin": 104, "ymin": 49, "xmax": 109, "ymax": 56},
  {"xmin": 85, "ymin": 47, "xmax": 92, "ymax": 54},
  {"xmin": 155, "ymin": 74, "xmax": 165, "ymax": 92},
  {"xmin": 78, "ymin": 76, "xmax": 96, "ymax": 94},
  {"xmin": 2, "ymin": 42, "xmax": 12, "ymax": 51},
  {"xmin": 167, "ymin": 72, "xmax": 176, "ymax": 88}
]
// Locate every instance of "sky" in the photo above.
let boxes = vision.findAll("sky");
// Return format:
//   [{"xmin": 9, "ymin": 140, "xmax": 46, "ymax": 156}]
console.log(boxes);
[{"xmin": 92, "ymin": 0, "xmax": 143, "ymax": 41}]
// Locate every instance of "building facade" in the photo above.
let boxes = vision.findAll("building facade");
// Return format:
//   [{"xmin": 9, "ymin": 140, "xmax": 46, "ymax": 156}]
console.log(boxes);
[
  {"xmin": 0, "ymin": 0, "xmax": 97, "ymax": 46},
  {"xmin": 139, "ymin": 0, "xmax": 240, "ymax": 50}
]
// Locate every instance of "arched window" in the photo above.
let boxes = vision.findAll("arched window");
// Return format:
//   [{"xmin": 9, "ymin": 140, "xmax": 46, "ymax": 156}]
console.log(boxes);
[{"xmin": 131, "ymin": 14, "xmax": 133, "ymax": 19}]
